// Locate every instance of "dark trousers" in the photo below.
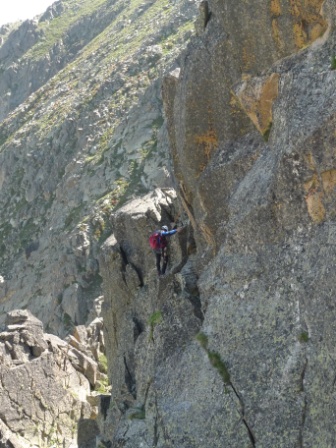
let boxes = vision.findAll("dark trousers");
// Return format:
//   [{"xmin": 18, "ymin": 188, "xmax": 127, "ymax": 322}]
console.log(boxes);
[{"xmin": 155, "ymin": 247, "xmax": 168, "ymax": 275}]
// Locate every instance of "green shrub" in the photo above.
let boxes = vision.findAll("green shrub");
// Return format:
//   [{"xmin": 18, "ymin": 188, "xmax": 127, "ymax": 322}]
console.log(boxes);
[
  {"xmin": 63, "ymin": 313, "xmax": 73, "ymax": 331},
  {"xmin": 298, "ymin": 331, "xmax": 309, "ymax": 343}
]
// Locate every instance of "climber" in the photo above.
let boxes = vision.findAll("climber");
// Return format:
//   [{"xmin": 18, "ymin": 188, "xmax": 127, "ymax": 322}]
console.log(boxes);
[{"xmin": 149, "ymin": 224, "xmax": 183, "ymax": 276}]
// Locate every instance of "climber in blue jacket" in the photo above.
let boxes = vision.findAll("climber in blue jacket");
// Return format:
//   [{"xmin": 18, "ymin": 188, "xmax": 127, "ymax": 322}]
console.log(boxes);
[{"xmin": 149, "ymin": 225, "xmax": 183, "ymax": 276}]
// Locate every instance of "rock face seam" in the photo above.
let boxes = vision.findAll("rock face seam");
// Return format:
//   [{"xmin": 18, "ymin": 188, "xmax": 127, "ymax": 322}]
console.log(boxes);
[{"xmin": 230, "ymin": 382, "xmax": 256, "ymax": 448}]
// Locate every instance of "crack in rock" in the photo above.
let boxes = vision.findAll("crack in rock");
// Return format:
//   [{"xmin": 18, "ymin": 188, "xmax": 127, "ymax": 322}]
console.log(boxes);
[{"xmin": 230, "ymin": 382, "xmax": 256, "ymax": 447}]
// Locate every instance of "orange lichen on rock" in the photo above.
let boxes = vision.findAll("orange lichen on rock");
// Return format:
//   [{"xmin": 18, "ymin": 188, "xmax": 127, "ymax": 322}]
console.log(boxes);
[
  {"xmin": 293, "ymin": 22, "xmax": 307, "ymax": 48},
  {"xmin": 310, "ymin": 22, "xmax": 326, "ymax": 41},
  {"xmin": 303, "ymin": 173, "xmax": 328, "ymax": 223},
  {"xmin": 195, "ymin": 129, "xmax": 218, "ymax": 160},
  {"xmin": 305, "ymin": 191, "xmax": 326, "ymax": 223},
  {"xmin": 234, "ymin": 73, "xmax": 279, "ymax": 137},
  {"xmin": 303, "ymin": 158, "xmax": 336, "ymax": 222},
  {"xmin": 259, "ymin": 73, "xmax": 280, "ymax": 130},
  {"xmin": 289, "ymin": 0, "xmax": 327, "ymax": 48},
  {"xmin": 321, "ymin": 169, "xmax": 336, "ymax": 194},
  {"xmin": 272, "ymin": 18, "xmax": 285, "ymax": 53},
  {"xmin": 271, "ymin": 0, "xmax": 282, "ymax": 16},
  {"xmin": 290, "ymin": 0, "xmax": 302, "ymax": 17}
]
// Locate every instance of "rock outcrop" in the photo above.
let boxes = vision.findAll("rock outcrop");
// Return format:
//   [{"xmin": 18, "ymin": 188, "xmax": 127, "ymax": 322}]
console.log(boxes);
[
  {"xmin": 0, "ymin": 309, "xmax": 107, "ymax": 447},
  {"xmin": 99, "ymin": 189, "xmax": 201, "ymax": 446}
]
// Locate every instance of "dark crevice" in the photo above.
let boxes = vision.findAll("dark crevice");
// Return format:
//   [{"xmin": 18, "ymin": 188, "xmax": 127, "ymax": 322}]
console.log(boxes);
[
  {"xmin": 119, "ymin": 245, "xmax": 128, "ymax": 265},
  {"xmin": 298, "ymin": 358, "xmax": 308, "ymax": 447},
  {"xmin": 130, "ymin": 263, "xmax": 144, "ymax": 287},
  {"xmin": 143, "ymin": 380, "xmax": 152, "ymax": 406},
  {"xmin": 186, "ymin": 293, "xmax": 204, "ymax": 322},
  {"xmin": 201, "ymin": 1, "xmax": 211, "ymax": 29},
  {"xmin": 119, "ymin": 245, "xmax": 144, "ymax": 287},
  {"xmin": 174, "ymin": 228, "xmax": 204, "ymax": 322},
  {"xmin": 119, "ymin": 246, "xmax": 128, "ymax": 284},
  {"xmin": 230, "ymin": 382, "xmax": 256, "ymax": 447},
  {"xmin": 153, "ymin": 412, "xmax": 159, "ymax": 447},
  {"xmin": 124, "ymin": 356, "xmax": 136, "ymax": 399},
  {"xmin": 100, "ymin": 395, "xmax": 111, "ymax": 420},
  {"xmin": 132, "ymin": 317, "xmax": 144, "ymax": 342},
  {"xmin": 172, "ymin": 226, "xmax": 196, "ymax": 276},
  {"xmin": 153, "ymin": 393, "xmax": 172, "ymax": 446}
]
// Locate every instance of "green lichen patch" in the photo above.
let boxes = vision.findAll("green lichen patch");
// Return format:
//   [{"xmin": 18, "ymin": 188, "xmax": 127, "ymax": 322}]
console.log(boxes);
[
  {"xmin": 331, "ymin": 56, "xmax": 336, "ymax": 70},
  {"xmin": 148, "ymin": 310, "xmax": 163, "ymax": 341},
  {"xmin": 207, "ymin": 351, "xmax": 231, "ymax": 384},
  {"xmin": 196, "ymin": 333, "xmax": 231, "ymax": 385}
]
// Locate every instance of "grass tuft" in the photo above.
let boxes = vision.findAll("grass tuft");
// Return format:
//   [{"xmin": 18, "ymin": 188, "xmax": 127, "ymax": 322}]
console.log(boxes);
[
  {"xmin": 98, "ymin": 354, "xmax": 108, "ymax": 374},
  {"xmin": 196, "ymin": 333, "xmax": 231, "ymax": 385},
  {"xmin": 331, "ymin": 56, "xmax": 336, "ymax": 70},
  {"xmin": 196, "ymin": 332, "xmax": 208, "ymax": 350},
  {"xmin": 148, "ymin": 311, "xmax": 162, "ymax": 341},
  {"xmin": 207, "ymin": 351, "xmax": 231, "ymax": 384}
]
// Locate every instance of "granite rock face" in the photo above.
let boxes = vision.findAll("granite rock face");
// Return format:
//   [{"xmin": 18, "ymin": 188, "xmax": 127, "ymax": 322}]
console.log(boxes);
[
  {"xmin": 99, "ymin": 190, "xmax": 202, "ymax": 446},
  {"xmin": 0, "ymin": 309, "xmax": 107, "ymax": 448},
  {"xmin": 2, "ymin": 0, "xmax": 336, "ymax": 446},
  {"xmin": 99, "ymin": 0, "xmax": 336, "ymax": 446}
]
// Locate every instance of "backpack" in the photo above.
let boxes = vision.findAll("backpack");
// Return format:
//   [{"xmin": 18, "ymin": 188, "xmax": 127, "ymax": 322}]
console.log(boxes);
[{"xmin": 149, "ymin": 231, "xmax": 167, "ymax": 250}]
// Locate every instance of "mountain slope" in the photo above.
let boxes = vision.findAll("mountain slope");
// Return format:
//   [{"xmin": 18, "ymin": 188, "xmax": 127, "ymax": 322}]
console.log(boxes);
[{"xmin": 0, "ymin": 0, "xmax": 198, "ymax": 335}]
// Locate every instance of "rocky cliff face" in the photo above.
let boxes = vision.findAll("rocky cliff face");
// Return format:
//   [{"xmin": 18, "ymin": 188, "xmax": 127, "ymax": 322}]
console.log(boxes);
[
  {"xmin": 0, "ymin": 0, "xmax": 198, "ymax": 336},
  {"xmin": 3, "ymin": 0, "xmax": 336, "ymax": 446},
  {"xmin": 98, "ymin": 0, "xmax": 336, "ymax": 446},
  {"xmin": 0, "ymin": 0, "xmax": 199, "ymax": 446},
  {"xmin": 0, "ymin": 309, "xmax": 106, "ymax": 448}
]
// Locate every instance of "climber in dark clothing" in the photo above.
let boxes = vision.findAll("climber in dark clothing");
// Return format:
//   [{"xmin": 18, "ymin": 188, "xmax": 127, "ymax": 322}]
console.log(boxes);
[{"xmin": 149, "ymin": 225, "xmax": 182, "ymax": 276}]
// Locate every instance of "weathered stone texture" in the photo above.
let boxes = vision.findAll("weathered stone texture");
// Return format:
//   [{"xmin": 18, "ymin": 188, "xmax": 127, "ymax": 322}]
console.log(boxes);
[
  {"xmin": 100, "ymin": 0, "xmax": 336, "ymax": 447},
  {"xmin": 0, "ymin": 310, "xmax": 106, "ymax": 447},
  {"xmin": 2, "ymin": 0, "xmax": 336, "ymax": 446}
]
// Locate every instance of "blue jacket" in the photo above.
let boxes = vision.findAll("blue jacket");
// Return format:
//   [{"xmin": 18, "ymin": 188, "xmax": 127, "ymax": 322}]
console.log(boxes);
[{"xmin": 160, "ymin": 229, "xmax": 177, "ymax": 236}]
